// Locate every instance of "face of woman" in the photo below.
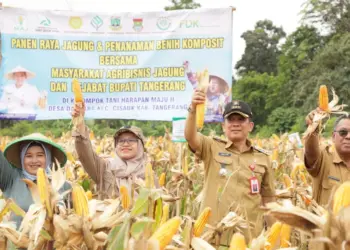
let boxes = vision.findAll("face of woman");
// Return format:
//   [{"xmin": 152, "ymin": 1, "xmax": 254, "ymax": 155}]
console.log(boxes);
[
  {"xmin": 115, "ymin": 132, "xmax": 140, "ymax": 160},
  {"xmin": 23, "ymin": 145, "xmax": 46, "ymax": 175},
  {"xmin": 14, "ymin": 72, "xmax": 27, "ymax": 85}
]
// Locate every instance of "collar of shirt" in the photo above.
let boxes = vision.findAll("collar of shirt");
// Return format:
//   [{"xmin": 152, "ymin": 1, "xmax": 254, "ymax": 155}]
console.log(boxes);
[{"xmin": 225, "ymin": 139, "xmax": 253, "ymax": 152}]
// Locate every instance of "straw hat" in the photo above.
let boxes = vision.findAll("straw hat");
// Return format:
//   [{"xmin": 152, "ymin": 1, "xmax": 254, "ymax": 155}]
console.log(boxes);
[
  {"xmin": 209, "ymin": 75, "xmax": 229, "ymax": 93},
  {"xmin": 3, "ymin": 133, "xmax": 67, "ymax": 168},
  {"xmin": 5, "ymin": 66, "xmax": 36, "ymax": 80}
]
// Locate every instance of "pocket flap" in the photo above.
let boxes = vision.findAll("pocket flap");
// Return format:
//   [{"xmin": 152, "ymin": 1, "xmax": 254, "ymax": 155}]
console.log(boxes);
[{"xmin": 214, "ymin": 154, "xmax": 233, "ymax": 165}]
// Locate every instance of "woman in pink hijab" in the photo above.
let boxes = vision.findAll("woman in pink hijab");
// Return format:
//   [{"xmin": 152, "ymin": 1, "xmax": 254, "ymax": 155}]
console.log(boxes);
[{"xmin": 71, "ymin": 102, "xmax": 152, "ymax": 199}]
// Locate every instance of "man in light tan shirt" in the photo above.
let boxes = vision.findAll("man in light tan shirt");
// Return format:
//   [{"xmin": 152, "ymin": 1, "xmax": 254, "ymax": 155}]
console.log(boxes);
[
  {"xmin": 185, "ymin": 89, "xmax": 276, "ymax": 246},
  {"xmin": 305, "ymin": 111, "xmax": 350, "ymax": 206}
]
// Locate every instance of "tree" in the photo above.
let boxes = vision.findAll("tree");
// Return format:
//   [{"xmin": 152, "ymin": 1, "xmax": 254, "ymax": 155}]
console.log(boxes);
[
  {"xmin": 232, "ymin": 71, "xmax": 285, "ymax": 127},
  {"xmin": 277, "ymin": 25, "xmax": 324, "ymax": 107},
  {"xmin": 165, "ymin": 0, "xmax": 201, "ymax": 10},
  {"xmin": 292, "ymin": 33, "xmax": 350, "ymax": 112},
  {"xmin": 235, "ymin": 20, "xmax": 286, "ymax": 76},
  {"xmin": 302, "ymin": 0, "xmax": 350, "ymax": 33}
]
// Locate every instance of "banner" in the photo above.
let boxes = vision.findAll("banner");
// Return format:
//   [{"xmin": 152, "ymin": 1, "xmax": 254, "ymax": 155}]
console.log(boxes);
[{"xmin": 0, "ymin": 7, "xmax": 233, "ymax": 121}]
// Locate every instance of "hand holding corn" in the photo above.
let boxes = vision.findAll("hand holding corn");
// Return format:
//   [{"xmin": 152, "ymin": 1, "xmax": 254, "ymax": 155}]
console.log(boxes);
[{"xmin": 71, "ymin": 79, "xmax": 85, "ymax": 131}]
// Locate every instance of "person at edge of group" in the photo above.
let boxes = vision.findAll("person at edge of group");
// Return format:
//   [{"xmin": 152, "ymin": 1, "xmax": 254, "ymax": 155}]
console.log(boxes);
[
  {"xmin": 0, "ymin": 133, "xmax": 70, "ymax": 230},
  {"xmin": 0, "ymin": 66, "xmax": 45, "ymax": 114},
  {"xmin": 184, "ymin": 88, "xmax": 276, "ymax": 247},
  {"xmin": 304, "ymin": 110, "xmax": 350, "ymax": 206},
  {"xmin": 71, "ymin": 102, "xmax": 158, "ymax": 200}
]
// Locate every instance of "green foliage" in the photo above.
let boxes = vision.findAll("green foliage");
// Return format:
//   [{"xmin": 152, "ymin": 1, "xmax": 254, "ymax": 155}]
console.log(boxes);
[
  {"xmin": 164, "ymin": 0, "xmax": 200, "ymax": 10},
  {"xmin": 267, "ymin": 107, "xmax": 299, "ymax": 133},
  {"xmin": 235, "ymin": 20, "xmax": 286, "ymax": 76}
]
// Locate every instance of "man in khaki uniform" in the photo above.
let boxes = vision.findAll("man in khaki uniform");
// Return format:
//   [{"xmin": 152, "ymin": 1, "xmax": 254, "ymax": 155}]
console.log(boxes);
[
  {"xmin": 305, "ymin": 111, "xmax": 350, "ymax": 206},
  {"xmin": 185, "ymin": 89, "xmax": 276, "ymax": 246}
]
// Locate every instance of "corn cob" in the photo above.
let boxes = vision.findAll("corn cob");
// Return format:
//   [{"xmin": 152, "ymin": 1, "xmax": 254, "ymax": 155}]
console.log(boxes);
[
  {"xmin": 299, "ymin": 172, "xmax": 307, "ymax": 185},
  {"xmin": 196, "ymin": 69, "xmax": 209, "ymax": 130},
  {"xmin": 193, "ymin": 207, "xmax": 211, "ymax": 237},
  {"xmin": 149, "ymin": 216, "xmax": 181, "ymax": 250},
  {"xmin": 145, "ymin": 163, "xmax": 155, "ymax": 189},
  {"xmin": 319, "ymin": 85, "xmax": 329, "ymax": 112},
  {"xmin": 333, "ymin": 181, "xmax": 350, "ymax": 215},
  {"xmin": 290, "ymin": 164, "xmax": 302, "ymax": 180},
  {"xmin": 229, "ymin": 232, "xmax": 246, "ymax": 250},
  {"xmin": 120, "ymin": 185, "xmax": 130, "ymax": 210},
  {"xmin": 271, "ymin": 149, "xmax": 279, "ymax": 162},
  {"xmin": 159, "ymin": 173, "xmax": 166, "ymax": 187},
  {"xmin": 86, "ymin": 190, "xmax": 93, "ymax": 200},
  {"xmin": 283, "ymin": 174, "xmax": 293, "ymax": 189},
  {"xmin": 160, "ymin": 204, "xmax": 169, "ymax": 225},
  {"xmin": 72, "ymin": 183, "xmax": 89, "ymax": 217},
  {"xmin": 72, "ymin": 79, "xmax": 83, "ymax": 103},
  {"xmin": 264, "ymin": 221, "xmax": 282, "ymax": 250},
  {"xmin": 37, "ymin": 168, "xmax": 53, "ymax": 218},
  {"xmin": 279, "ymin": 224, "xmax": 292, "ymax": 248}
]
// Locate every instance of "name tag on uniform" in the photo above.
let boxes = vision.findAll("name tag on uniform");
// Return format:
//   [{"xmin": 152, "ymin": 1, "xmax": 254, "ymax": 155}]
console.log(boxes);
[
  {"xmin": 218, "ymin": 152, "xmax": 231, "ymax": 157},
  {"xmin": 249, "ymin": 176, "xmax": 260, "ymax": 194}
]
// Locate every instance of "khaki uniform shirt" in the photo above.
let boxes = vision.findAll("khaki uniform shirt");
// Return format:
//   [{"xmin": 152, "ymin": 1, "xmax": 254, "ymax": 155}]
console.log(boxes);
[
  {"xmin": 195, "ymin": 134, "xmax": 275, "ymax": 246},
  {"xmin": 306, "ymin": 145, "xmax": 349, "ymax": 206}
]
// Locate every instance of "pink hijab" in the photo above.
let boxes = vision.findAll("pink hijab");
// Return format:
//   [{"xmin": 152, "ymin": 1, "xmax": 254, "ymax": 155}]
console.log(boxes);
[{"xmin": 107, "ymin": 140, "xmax": 147, "ymax": 192}]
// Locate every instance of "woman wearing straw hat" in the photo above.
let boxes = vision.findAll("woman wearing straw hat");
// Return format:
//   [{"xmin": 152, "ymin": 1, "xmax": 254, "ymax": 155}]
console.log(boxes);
[
  {"xmin": 71, "ymin": 102, "xmax": 158, "ymax": 199},
  {"xmin": 0, "ymin": 65, "xmax": 45, "ymax": 114},
  {"xmin": 0, "ymin": 133, "xmax": 70, "ymax": 229}
]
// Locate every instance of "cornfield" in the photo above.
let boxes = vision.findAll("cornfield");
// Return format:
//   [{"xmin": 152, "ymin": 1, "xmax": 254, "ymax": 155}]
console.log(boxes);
[{"xmin": 0, "ymin": 128, "xmax": 349, "ymax": 250}]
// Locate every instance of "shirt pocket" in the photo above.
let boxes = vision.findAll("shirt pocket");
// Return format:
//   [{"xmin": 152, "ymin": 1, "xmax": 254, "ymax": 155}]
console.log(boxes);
[
  {"xmin": 320, "ymin": 171, "xmax": 341, "ymax": 205},
  {"xmin": 213, "ymin": 154, "xmax": 233, "ymax": 176}
]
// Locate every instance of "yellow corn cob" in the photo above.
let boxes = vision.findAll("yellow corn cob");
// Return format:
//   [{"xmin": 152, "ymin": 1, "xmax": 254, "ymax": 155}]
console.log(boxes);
[
  {"xmin": 72, "ymin": 183, "xmax": 89, "ymax": 217},
  {"xmin": 195, "ymin": 69, "xmax": 209, "ymax": 130},
  {"xmin": 86, "ymin": 190, "xmax": 93, "ymax": 200},
  {"xmin": 333, "ymin": 181, "xmax": 350, "ymax": 215},
  {"xmin": 299, "ymin": 172, "xmax": 307, "ymax": 185},
  {"xmin": 229, "ymin": 232, "xmax": 246, "ymax": 250},
  {"xmin": 37, "ymin": 168, "xmax": 53, "ymax": 218},
  {"xmin": 149, "ymin": 216, "xmax": 181, "ymax": 250},
  {"xmin": 159, "ymin": 173, "xmax": 166, "ymax": 187},
  {"xmin": 160, "ymin": 204, "xmax": 169, "ymax": 225},
  {"xmin": 72, "ymin": 79, "xmax": 83, "ymax": 103},
  {"xmin": 264, "ymin": 221, "xmax": 282, "ymax": 250},
  {"xmin": 271, "ymin": 149, "xmax": 278, "ymax": 162},
  {"xmin": 120, "ymin": 185, "xmax": 130, "ymax": 210},
  {"xmin": 193, "ymin": 207, "xmax": 211, "ymax": 237},
  {"xmin": 280, "ymin": 224, "xmax": 292, "ymax": 248},
  {"xmin": 290, "ymin": 164, "xmax": 302, "ymax": 180},
  {"xmin": 283, "ymin": 174, "xmax": 293, "ymax": 189},
  {"xmin": 318, "ymin": 85, "xmax": 329, "ymax": 112},
  {"xmin": 145, "ymin": 163, "xmax": 154, "ymax": 189},
  {"xmin": 182, "ymin": 146, "xmax": 189, "ymax": 176}
]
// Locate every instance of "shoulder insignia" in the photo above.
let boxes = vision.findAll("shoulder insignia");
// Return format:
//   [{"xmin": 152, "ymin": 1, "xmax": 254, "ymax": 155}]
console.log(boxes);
[
  {"xmin": 212, "ymin": 136, "xmax": 227, "ymax": 143},
  {"xmin": 253, "ymin": 146, "xmax": 271, "ymax": 156}
]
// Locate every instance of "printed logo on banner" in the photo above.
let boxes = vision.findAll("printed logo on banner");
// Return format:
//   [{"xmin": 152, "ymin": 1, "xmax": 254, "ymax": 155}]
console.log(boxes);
[
  {"xmin": 110, "ymin": 16, "xmax": 122, "ymax": 31},
  {"xmin": 14, "ymin": 15, "xmax": 28, "ymax": 31},
  {"xmin": 69, "ymin": 16, "xmax": 83, "ymax": 29},
  {"xmin": 133, "ymin": 18, "xmax": 143, "ymax": 32},
  {"xmin": 36, "ymin": 16, "xmax": 58, "ymax": 32},
  {"xmin": 156, "ymin": 17, "xmax": 171, "ymax": 30},
  {"xmin": 179, "ymin": 19, "xmax": 200, "ymax": 28},
  {"xmin": 91, "ymin": 16, "xmax": 103, "ymax": 31},
  {"xmin": 40, "ymin": 17, "xmax": 51, "ymax": 26}
]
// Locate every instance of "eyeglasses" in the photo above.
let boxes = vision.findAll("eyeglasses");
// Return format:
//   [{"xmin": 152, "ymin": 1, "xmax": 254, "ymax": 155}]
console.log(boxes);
[
  {"xmin": 116, "ymin": 138, "xmax": 139, "ymax": 145},
  {"xmin": 334, "ymin": 129, "xmax": 350, "ymax": 137}
]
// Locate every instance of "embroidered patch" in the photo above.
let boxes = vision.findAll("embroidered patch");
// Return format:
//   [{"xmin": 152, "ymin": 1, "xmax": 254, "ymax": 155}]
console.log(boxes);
[
  {"xmin": 218, "ymin": 152, "xmax": 231, "ymax": 157},
  {"xmin": 328, "ymin": 176, "xmax": 340, "ymax": 182}
]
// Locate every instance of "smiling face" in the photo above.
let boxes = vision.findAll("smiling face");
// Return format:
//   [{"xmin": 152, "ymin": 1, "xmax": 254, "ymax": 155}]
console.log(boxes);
[
  {"xmin": 222, "ymin": 113, "xmax": 254, "ymax": 143},
  {"xmin": 13, "ymin": 72, "xmax": 27, "ymax": 86},
  {"xmin": 332, "ymin": 118, "xmax": 350, "ymax": 156},
  {"xmin": 23, "ymin": 145, "xmax": 46, "ymax": 175},
  {"xmin": 115, "ymin": 132, "xmax": 140, "ymax": 160}
]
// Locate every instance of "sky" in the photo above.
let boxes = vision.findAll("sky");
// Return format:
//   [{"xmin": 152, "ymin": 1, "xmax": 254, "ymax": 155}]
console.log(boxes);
[{"xmin": 1, "ymin": 0, "xmax": 307, "ymax": 73}]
